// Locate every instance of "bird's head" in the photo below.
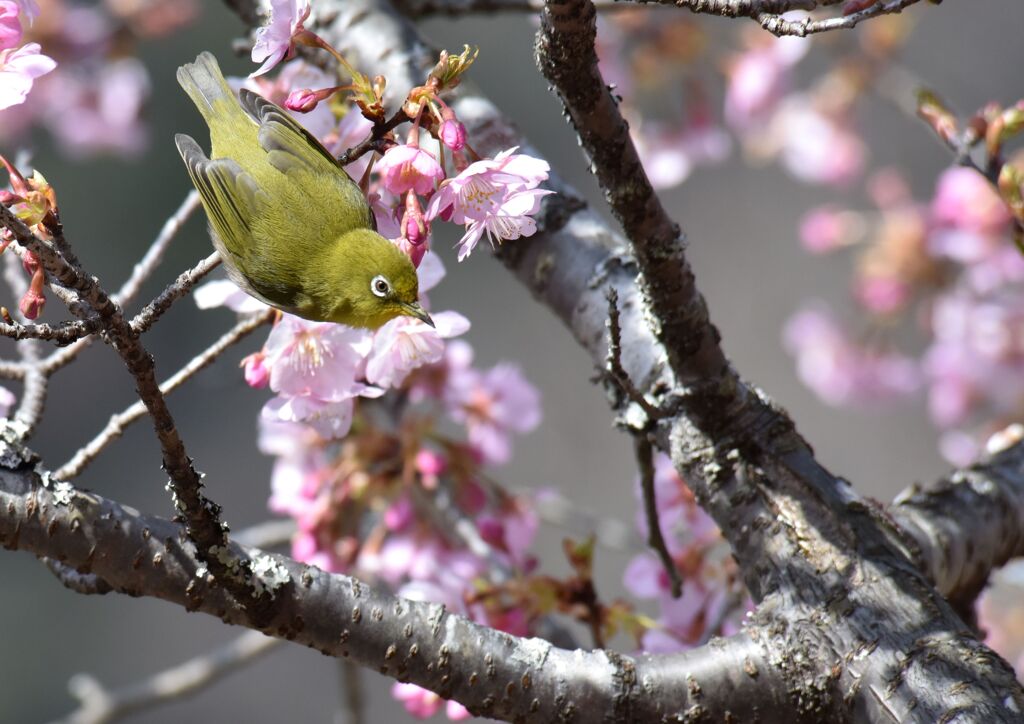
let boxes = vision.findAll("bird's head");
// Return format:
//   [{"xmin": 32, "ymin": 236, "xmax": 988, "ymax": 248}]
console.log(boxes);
[{"xmin": 329, "ymin": 229, "xmax": 432, "ymax": 330}]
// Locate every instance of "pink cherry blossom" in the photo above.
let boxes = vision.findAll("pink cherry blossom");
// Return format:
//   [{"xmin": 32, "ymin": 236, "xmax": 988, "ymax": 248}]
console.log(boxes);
[
  {"xmin": 392, "ymin": 683, "xmax": 445, "ymax": 719},
  {"xmin": 44, "ymin": 58, "xmax": 150, "ymax": 158},
  {"xmin": 242, "ymin": 352, "xmax": 269, "ymax": 388},
  {"xmin": 259, "ymin": 315, "xmax": 380, "ymax": 438},
  {"xmin": 773, "ymin": 97, "xmax": 865, "ymax": 186},
  {"xmin": 0, "ymin": 42, "xmax": 55, "ymax": 110},
  {"xmin": 193, "ymin": 278, "xmax": 269, "ymax": 314},
  {"xmin": 376, "ymin": 143, "xmax": 445, "ymax": 195},
  {"xmin": 250, "ymin": 0, "xmax": 310, "ymax": 77},
  {"xmin": 426, "ymin": 147, "xmax": 551, "ymax": 261},
  {"xmin": 443, "ymin": 342, "xmax": 542, "ymax": 465},
  {"xmin": 783, "ymin": 305, "xmax": 920, "ymax": 407},
  {"xmin": 799, "ymin": 206, "xmax": 863, "ymax": 254},
  {"xmin": 365, "ymin": 311, "xmax": 471, "ymax": 389},
  {"xmin": 0, "ymin": 2, "xmax": 22, "ymax": 50}
]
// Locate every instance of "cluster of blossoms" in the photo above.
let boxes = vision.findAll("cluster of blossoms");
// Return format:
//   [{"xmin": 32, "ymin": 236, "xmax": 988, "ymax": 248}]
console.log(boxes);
[
  {"xmin": 593, "ymin": 11, "xmax": 911, "ymax": 191},
  {"xmin": 786, "ymin": 160, "xmax": 1024, "ymax": 465},
  {"xmin": 622, "ymin": 454, "xmax": 747, "ymax": 652},
  {"xmin": 0, "ymin": 0, "xmax": 199, "ymax": 157}
]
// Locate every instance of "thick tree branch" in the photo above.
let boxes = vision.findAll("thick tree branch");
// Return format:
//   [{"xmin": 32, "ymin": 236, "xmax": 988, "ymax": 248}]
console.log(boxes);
[
  {"xmin": 0, "ymin": 442, "xmax": 791, "ymax": 722},
  {"xmin": 890, "ymin": 438, "xmax": 1024, "ymax": 611}
]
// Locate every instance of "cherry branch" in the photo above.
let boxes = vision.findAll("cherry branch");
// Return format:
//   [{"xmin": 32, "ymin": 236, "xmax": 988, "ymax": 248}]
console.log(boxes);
[
  {"xmin": 0, "ymin": 451, "xmax": 791, "ymax": 722},
  {"xmin": 55, "ymin": 308, "xmax": 274, "ymax": 481},
  {"xmin": 0, "ymin": 205, "xmax": 265, "ymax": 619}
]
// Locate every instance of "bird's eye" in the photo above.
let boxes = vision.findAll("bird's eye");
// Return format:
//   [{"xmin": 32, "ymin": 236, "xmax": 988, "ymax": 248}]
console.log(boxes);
[{"xmin": 371, "ymin": 275, "xmax": 391, "ymax": 298}]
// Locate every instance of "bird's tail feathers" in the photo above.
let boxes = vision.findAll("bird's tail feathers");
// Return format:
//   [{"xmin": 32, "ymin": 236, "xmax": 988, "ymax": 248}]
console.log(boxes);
[{"xmin": 176, "ymin": 51, "xmax": 237, "ymax": 121}]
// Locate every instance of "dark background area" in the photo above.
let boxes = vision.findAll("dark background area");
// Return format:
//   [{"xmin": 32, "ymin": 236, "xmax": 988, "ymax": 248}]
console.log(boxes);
[{"xmin": 3, "ymin": 1, "xmax": 1023, "ymax": 721}]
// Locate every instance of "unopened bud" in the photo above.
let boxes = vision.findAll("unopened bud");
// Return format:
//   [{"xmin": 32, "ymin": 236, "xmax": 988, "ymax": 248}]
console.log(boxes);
[
  {"xmin": 285, "ymin": 88, "xmax": 320, "ymax": 113},
  {"xmin": 439, "ymin": 118, "xmax": 466, "ymax": 151}
]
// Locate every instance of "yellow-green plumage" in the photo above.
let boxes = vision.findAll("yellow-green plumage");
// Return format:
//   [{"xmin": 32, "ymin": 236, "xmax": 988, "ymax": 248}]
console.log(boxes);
[{"xmin": 174, "ymin": 52, "xmax": 429, "ymax": 329}]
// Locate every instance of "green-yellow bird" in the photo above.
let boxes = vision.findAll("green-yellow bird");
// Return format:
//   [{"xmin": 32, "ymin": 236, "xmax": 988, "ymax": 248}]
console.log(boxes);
[{"xmin": 174, "ymin": 52, "xmax": 431, "ymax": 329}]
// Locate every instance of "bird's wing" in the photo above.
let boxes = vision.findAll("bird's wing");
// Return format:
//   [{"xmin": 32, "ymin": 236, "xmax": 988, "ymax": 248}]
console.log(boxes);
[
  {"xmin": 238, "ymin": 89, "xmax": 374, "ymax": 231},
  {"xmin": 174, "ymin": 133, "xmax": 297, "ymax": 309}
]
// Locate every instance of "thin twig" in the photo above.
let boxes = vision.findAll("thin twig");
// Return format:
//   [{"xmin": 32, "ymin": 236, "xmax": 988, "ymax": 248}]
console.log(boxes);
[
  {"xmin": 635, "ymin": 434, "xmax": 683, "ymax": 598},
  {"xmin": 114, "ymin": 191, "xmax": 201, "ymax": 309},
  {"xmin": 130, "ymin": 252, "xmax": 222, "ymax": 335},
  {"xmin": 58, "ymin": 631, "xmax": 282, "ymax": 724},
  {"xmin": 37, "ymin": 195, "xmax": 203, "ymax": 371},
  {"xmin": 336, "ymin": 108, "xmax": 412, "ymax": 166},
  {"xmin": 604, "ymin": 288, "xmax": 665, "ymax": 421},
  {"xmin": 5, "ymin": 251, "xmax": 47, "ymax": 436},
  {"xmin": 55, "ymin": 309, "xmax": 274, "ymax": 480},
  {"xmin": 758, "ymin": 0, "xmax": 927, "ymax": 37},
  {"xmin": 336, "ymin": 660, "xmax": 366, "ymax": 724}
]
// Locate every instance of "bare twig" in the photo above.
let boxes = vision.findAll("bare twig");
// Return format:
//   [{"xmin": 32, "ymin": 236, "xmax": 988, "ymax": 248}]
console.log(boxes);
[
  {"xmin": 757, "ymin": 0, "xmax": 928, "ymax": 37},
  {"xmin": 635, "ymin": 434, "xmax": 683, "ymax": 597},
  {"xmin": 58, "ymin": 631, "xmax": 281, "ymax": 724},
  {"xmin": 114, "ymin": 191, "xmax": 201, "ymax": 309},
  {"xmin": 56, "ymin": 308, "xmax": 274, "ymax": 481},
  {"xmin": 5, "ymin": 251, "xmax": 48, "ymax": 437},
  {"xmin": 37, "ymin": 195, "xmax": 203, "ymax": 372},
  {"xmin": 336, "ymin": 108, "xmax": 412, "ymax": 166},
  {"xmin": 336, "ymin": 660, "xmax": 366, "ymax": 724},
  {"xmin": 604, "ymin": 287, "xmax": 667, "ymax": 421},
  {"xmin": 130, "ymin": 252, "xmax": 222, "ymax": 335}
]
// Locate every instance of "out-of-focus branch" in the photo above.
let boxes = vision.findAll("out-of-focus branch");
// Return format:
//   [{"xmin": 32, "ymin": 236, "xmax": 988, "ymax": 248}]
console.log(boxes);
[
  {"xmin": 0, "ymin": 449, "xmax": 791, "ymax": 722},
  {"xmin": 58, "ymin": 630, "xmax": 281, "ymax": 724},
  {"xmin": 55, "ymin": 308, "xmax": 274, "ymax": 481}
]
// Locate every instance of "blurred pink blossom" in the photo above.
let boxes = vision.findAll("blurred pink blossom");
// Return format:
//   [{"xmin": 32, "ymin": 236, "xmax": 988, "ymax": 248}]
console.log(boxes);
[
  {"xmin": 724, "ymin": 36, "xmax": 807, "ymax": 131},
  {"xmin": 783, "ymin": 305, "xmax": 920, "ymax": 407},
  {"xmin": 774, "ymin": 98, "xmax": 865, "ymax": 186},
  {"xmin": 194, "ymin": 278, "xmax": 269, "ymax": 313},
  {"xmin": 44, "ymin": 58, "xmax": 150, "ymax": 158},
  {"xmin": 391, "ymin": 682, "xmax": 444, "ymax": 719},
  {"xmin": 799, "ymin": 206, "xmax": 863, "ymax": 254},
  {"xmin": 250, "ymin": 0, "xmax": 310, "ymax": 77},
  {"xmin": 443, "ymin": 341, "xmax": 542, "ymax": 465},
  {"xmin": 928, "ymin": 167, "xmax": 1012, "ymax": 268},
  {"xmin": 0, "ymin": 384, "xmax": 14, "ymax": 417},
  {"xmin": 0, "ymin": 2, "xmax": 22, "ymax": 50},
  {"xmin": 632, "ymin": 117, "xmax": 730, "ymax": 190},
  {"xmin": 0, "ymin": 42, "xmax": 55, "ymax": 110}
]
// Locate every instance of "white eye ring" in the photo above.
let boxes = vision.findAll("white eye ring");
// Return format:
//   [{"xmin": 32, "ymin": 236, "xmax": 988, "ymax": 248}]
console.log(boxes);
[{"xmin": 371, "ymin": 275, "xmax": 391, "ymax": 298}]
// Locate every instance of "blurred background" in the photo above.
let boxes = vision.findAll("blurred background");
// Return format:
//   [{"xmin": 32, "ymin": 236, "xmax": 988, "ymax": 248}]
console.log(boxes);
[{"xmin": 2, "ymin": 0, "xmax": 1024, "ymax": 721}]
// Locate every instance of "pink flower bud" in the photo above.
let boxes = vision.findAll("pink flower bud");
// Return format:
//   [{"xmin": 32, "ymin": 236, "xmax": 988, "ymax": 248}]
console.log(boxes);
[
  {"xmin": 241, "ymin": 352, "xmax": 269, "ymax": 388},
  {"xmin": 284, "ymin": 88, "xmax": 319, "ymax": 113},
  {"xmin": 415, "ymin": 448, "xmax": 446, "ymax": 477},
  {"xmin": 0, "ymin": 2, "xmax": 22, "ymax": 52},
  {"xmin": 18, "ymin": 287, "xmax": 43, "ymax": 320},
  {"xmin": 439, "ymin": 118, "xmax": 466, "ymax": 151}
]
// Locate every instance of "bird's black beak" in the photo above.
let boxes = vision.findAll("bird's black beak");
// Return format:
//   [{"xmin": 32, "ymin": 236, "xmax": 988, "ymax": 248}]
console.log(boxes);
[{"xmin": 404, "ymin": 302, "xmax": 435, "ymax": 327}]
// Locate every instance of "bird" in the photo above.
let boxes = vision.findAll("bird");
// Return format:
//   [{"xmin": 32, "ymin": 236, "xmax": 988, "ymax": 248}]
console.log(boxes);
[{"xmin": 174, "ymin": 51, "xmax": 432, "ymax": 330}]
